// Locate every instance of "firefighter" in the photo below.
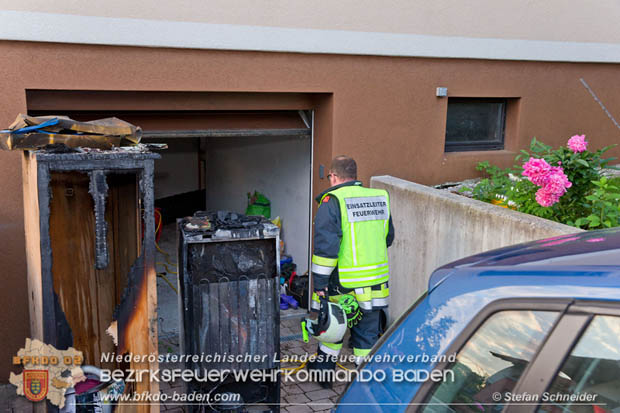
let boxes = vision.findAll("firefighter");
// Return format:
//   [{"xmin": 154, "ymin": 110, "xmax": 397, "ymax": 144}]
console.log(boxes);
[{"xmin": 307, "ymin": 155, "xmax": 395, "ymax": 387}]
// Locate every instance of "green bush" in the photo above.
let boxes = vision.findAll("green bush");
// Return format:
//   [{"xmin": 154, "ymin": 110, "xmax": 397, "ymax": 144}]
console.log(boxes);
[{"xmin": 469, "ymin": 137, "xmax": 618, "ymax": 229}]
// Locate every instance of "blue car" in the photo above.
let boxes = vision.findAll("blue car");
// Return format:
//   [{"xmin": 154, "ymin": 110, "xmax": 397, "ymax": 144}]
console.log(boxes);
[{"xmin": 336, "ymin": 229, "xmax": 620, "ymax": 413}]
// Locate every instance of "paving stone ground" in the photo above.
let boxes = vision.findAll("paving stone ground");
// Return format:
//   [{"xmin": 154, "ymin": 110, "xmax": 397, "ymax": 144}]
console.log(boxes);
[{"xmin": 278, "ymin": 312, "xmax": 354, "ymax": 413}]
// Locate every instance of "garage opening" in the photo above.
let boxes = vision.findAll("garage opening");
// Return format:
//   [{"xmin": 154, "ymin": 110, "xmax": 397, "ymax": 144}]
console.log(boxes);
[
  {"xmin": 136, "ymin": 110, "xmax": 312, "ymax": 268},
  {"xmin": 139, "ymin": 112, "xmax": 313, "ymax": 349}
]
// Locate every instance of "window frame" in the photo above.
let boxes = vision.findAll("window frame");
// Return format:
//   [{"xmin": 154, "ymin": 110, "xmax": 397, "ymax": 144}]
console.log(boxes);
[
  {"xmin": 408, "ymin": 299, "xmax": 620, "ymax": 413},
  {"xmin": 407, "ymin": 298, "xmax": 572, "ymax": 411},
  {"xmin": 444, "ymin": 97, "xmax": 507, "ymax": 152},
  {"xmin": 506, "ymin": 301, "xmax": 620, "ymax": 413}
]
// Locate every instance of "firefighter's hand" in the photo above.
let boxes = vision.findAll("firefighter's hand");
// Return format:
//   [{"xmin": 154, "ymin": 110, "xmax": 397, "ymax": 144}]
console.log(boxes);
[
  {"xmin": 309, "ymin": 288, "xmax": 328, "ymax": 320},
  {"xmin": 315, "ymin": 288, "xmax": 328, "ymax": 298}
]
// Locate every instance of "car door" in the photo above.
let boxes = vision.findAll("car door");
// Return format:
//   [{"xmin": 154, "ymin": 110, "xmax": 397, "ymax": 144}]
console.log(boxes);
[
  {"xmin": 505, "ymin": 301, "xmax": 620, "ymax": 413},
  {"xmin": 408, "ymin": 300, "xmax": 620, "ymax": 413}
]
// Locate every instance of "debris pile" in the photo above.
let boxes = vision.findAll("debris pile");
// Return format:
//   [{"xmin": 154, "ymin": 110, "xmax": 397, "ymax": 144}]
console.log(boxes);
[{"xmin": 0, "ymin": 114, "xmax": 142, "ymax": 150}]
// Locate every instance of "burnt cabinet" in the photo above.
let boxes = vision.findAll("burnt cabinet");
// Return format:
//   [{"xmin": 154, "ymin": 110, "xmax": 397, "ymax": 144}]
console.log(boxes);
[
  {"xmin": 22, "ymin": 150, "xmax": 160, "ymax": 413},
  {"xmin": 177, "ymin": 215, "xmax": 281, "ymax": 410}
]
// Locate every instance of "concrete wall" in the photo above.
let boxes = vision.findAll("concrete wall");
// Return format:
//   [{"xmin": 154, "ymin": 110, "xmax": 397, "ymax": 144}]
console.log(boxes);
[
  {"xmin": 205, "ymin": 135, "xmax": 311, "ymax": 274},
  {"xmin": 371, "ymin": 175, "xmax": 583, "ymax": 322}
]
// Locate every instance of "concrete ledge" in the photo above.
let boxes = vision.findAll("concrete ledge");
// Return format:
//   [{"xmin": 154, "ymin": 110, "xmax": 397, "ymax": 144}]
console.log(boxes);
[{"xmin": 371, "ymin": 175, "xmax": 583, "ymax": 322}]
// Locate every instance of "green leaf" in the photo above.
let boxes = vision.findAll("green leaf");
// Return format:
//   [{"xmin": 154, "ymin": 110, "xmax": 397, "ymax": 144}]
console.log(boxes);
[
  {"xmin": 575, "ymin": 218, "xmax": 587, "ymax": 226},
  {"xmin": 576, "ymin": 159, "xmax": 589, "ymax": 168},
  {"xmin": 587, "ymin": 215, "xmax": 601, "ymax": 227}
]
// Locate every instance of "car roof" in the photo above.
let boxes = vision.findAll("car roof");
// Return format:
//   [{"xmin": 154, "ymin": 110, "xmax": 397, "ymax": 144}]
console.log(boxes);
[{"xmin": 429, "ymin": 227, "xmax": 620, "ymax": 295}]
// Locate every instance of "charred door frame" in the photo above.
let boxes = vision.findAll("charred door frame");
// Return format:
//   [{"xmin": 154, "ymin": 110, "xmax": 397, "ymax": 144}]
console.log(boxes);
[{"xmin": 23, "ymin": 150, "xmax": 160, "ymax": 413}]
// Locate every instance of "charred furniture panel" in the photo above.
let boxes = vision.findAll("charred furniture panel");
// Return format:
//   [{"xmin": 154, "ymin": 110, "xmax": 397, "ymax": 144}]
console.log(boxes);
[
  {"xmin": 22, "ymin": 150, "xmax": 159, "ymax": 413},
  {"xmin": 177, "ymin": 214, "xmax": 281, "ymax": 411}
]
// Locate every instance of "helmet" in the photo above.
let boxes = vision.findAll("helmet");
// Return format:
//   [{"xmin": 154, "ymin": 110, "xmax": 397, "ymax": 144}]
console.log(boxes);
[{"xmin": 304, "ymin": 299, "xmax": 347, "ymax": 343}]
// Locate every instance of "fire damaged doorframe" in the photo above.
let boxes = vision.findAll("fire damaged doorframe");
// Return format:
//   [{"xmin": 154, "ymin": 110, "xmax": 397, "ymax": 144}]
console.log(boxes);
[{"xmin": 23, "ymin": 151, "xmax": 161, "ymax": 412}]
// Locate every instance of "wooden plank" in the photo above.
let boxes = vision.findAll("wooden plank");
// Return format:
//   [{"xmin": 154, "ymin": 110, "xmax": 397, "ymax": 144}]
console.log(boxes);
[
  {"xmin": 229, "ymin": 280, "xmax": 239, "ymax": 371},
  {"xmin": 108, "ymin": 174, "xmax": 140, "ymax": 305},
  {"xmin": 256, "ymin": 279, "xmax": 266, "ymax": 369},
  {"xmin": 49, "ymin": 172, "xmax": 105, "ymax": 364},
  {"xmin": 248, "ymin": 279, "xmax": 258, "ymax": 365},
  {"xmin": 95, "ymin": 173, "xmax": 117, "ymax": 371},
  {"xmin": 137, "ymin": 161, "xmax": 159, "ymax": 413},
  {"xmin": 97, "ymin": 173, "xmax": 140, "ymax": 371},
  {"xmin": 208, "ymin": 279, "xmax": 220, "ymax": 369},
  {"xmin": 198, "ymin": 281, "xmax": 210, "ymax": 362},
  {"xmin": 237, "ymin": 279, "xmax": 249, "ymax": 371},
  {"xmin": 265, "ymin": 277, "xmax": 275, "ymax": 369},
  {"xmin": 22, "ymin": 153, "xmax": 44, "ymax": 342},
  {"xmin": 218, "ymin": 281, "xmax": 230, "ymax": 367}
]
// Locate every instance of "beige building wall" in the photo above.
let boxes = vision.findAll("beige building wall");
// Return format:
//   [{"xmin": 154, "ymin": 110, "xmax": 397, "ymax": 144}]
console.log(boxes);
[
  {"xmin": 0, "ymin": 1, "xmax": 619, "ymax": 61},
  {"xmin": 0, "ymin": 0, "xmax": 619, "ymax": 43}
]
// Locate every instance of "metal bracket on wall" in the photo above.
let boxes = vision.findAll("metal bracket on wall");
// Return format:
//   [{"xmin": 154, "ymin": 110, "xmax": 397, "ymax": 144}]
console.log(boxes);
[
  {"xmin": 88, "ymin": 170, "xmax": 109, "ymax": 269},
  {"xmin": 298, "ymin": 110, "xmax": 312, "ymax": 129}
]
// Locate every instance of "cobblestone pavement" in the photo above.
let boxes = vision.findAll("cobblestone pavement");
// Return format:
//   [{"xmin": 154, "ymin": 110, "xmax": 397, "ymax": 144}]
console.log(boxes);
[{"xmin": 278, "ymin": 311, "xmax": 354, "ymax": 413}]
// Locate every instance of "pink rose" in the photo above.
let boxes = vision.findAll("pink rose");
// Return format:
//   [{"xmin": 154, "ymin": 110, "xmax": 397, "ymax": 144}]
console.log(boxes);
[
  {"xmin": 567, "ymin": 134, "xmax": 588, "ymax": 153},
  {"xmin": 522, "ymin": 158, "xmax": 552, "ymax": 186},
  {"xmin": 523, "ymin": 161, "xmax": 572, "ymax": 207},
  {"xmin": 535, "ymin": 187, "xmax": 560, "ymax": 207},
  {"xmin": 546, "ymin": 167, "xmax": 572, "ymax": 193}
]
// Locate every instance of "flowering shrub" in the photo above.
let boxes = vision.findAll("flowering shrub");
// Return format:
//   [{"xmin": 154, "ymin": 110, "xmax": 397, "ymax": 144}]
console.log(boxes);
[{"xmin": 470, "ymin": 135, "xmax": 618, "ymax": 229}]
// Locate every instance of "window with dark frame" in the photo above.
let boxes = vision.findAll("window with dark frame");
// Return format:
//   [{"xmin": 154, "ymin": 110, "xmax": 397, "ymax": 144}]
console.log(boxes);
[
  {"xmin": 420, "ymin": 310, "xmax": 560, "ymax": 412},
  {"xmin": 445, "ymin": 98, "xmax": 507, "ymax": 152}
]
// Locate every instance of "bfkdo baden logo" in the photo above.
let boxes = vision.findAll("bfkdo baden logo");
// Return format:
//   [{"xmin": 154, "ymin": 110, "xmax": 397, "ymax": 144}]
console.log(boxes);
[
  {"xmin": 9, "ymin": 338, "xmax": 84, "ymax": 408},
  {"xmin": 23, "ymin": 370, "xmax": 49, "ymax": 402}
]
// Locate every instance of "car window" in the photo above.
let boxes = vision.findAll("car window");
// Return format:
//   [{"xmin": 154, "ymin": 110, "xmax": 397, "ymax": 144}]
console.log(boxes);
[
  {"xmin": 537, "ymin": 315, "xmax": 620, "ymax": 413},
  {"xmin": 419, "ymin": 310, "xmax": 559, "ymax": 413}
]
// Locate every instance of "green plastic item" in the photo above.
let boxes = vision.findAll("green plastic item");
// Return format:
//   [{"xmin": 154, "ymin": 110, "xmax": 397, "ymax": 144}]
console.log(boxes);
[
  {"xmin": 301, "ymin": 320, "xmax": 309, "ymax": 343},
  {"xmin": 245, "ymin": 191, "xmax": 271, "ymax": 218},
  {"xmin": 338, "ymin": 294, "xmax": 363, "ymax": 328}
]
